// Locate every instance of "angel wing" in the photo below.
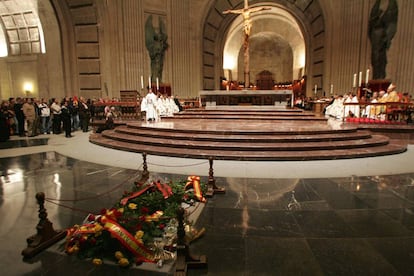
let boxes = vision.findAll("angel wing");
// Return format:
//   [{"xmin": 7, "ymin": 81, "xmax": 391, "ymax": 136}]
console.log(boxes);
[
  {"xmin": 145, "ymin": 15, "xmax": 156, "ymax": 54},
  {"xmin": 158, "ymin": 17, "xmax": 169, "ymax": 49},
  {"xmin": 381, "ymin": 0, "xmax": 398, "ymax": 49}
]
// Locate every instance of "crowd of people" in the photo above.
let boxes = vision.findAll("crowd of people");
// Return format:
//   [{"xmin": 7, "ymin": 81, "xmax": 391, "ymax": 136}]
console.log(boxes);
[
  {"xmin": 2, "ymin": 83, "xmax": 411, "ymax": 142},
  {"xmin": 324, "ymin": 83, "xmax": 411, "ymax": 121},
  {"xmin": 292, "ymin": 83, "xmax": 412, "ymax": 122},
  {"xmin": 0, "ymin": 90, "xmax": 184, "ymax": 142},
  {"xmin": 0, "ymin": 96, "xmax": 93, "ymax": 142}
]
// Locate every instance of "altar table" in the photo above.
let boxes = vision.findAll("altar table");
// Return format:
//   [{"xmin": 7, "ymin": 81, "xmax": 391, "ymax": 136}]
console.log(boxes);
[{"xmin": 199, "ymin": 90, "xmax": 294, "ymax": 108}]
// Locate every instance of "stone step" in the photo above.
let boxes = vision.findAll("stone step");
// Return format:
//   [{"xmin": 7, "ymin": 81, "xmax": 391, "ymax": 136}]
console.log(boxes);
[
  {"xmin": 89, "ymin": 134, "xmax": 407, "ymax": 161},
  {"xmin": 100, "ymin": 130, "xmax": 389, "ymax": 151},
  {"xmin": 169, "ymin": 114, "xmax": 325, "ymax": 120},
  {"xmin": 175, "ymin": 111, "xmax": 314, "ymax": 116},
  {"xmin": 184, "ymin": 108, "xmax": 304, "ymax": 113},
  {"xmin": 89, "ymin": 114, "xmax": 409, "ymax": 161},
  {"xmin": 114, "ymin": 125, "xmax": 373, "ymax": 143},
  {"xmin": 125, "ymin": 121, "xmax": 356, "ymax": 135}
]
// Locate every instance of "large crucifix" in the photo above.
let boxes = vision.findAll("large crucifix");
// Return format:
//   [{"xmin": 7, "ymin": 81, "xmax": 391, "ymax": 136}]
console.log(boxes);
[{"xmin": 223, "ymin": 0, "xmax": 270, "ymax": 88}]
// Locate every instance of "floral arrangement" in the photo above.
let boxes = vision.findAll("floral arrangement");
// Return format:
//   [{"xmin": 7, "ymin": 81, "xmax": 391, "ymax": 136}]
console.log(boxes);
[{"xmin": 64, "ymin": 176, "xmax": 206, "ymax": 268}]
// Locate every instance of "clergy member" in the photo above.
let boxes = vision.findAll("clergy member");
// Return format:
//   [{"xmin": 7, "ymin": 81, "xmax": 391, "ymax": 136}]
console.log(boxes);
[{"xmin": 144, "ymin": 89, "xmax": 158, "ymax": 121}]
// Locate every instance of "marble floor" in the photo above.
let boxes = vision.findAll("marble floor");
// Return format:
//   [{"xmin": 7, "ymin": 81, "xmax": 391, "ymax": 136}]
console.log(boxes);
[{"xmin": 1, "ymin": 132, "xmax": 414, "ymax": 275}]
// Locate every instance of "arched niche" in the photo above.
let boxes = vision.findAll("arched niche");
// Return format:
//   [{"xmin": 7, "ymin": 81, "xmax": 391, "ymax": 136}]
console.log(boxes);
[
  {"xmin": 242, "ymin": 33, "xmax": 294, "ymax": 86},
  {"xmin": 202, "ymin": 0, "xmax": 325, "ymax": 93}
]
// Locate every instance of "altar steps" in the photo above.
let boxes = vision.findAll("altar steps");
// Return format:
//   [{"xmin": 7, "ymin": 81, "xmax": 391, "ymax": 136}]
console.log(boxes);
[
  {"xmin": 171, "ymin": 114, "xmax": 325, "ymax": 121},
  {"xmin": 89, "ymin": 120, "xmax": 407, "ymax": 161},
  {"xmin": 89, "ymin": 133, "xmax": 405, "ymax": 161},
  {"xmin": 184, "ymin": 108, "xmax": 304, "ymax": 113},
  {"xmin": 116, "ymin": 124, "xmax": 370, "ymax": 140},
  {"xmin": 172, "ymin": 109, "xmax": 322, "ymax": 121},
  {"xmin": 99, "ymin": 129, "xmax": 390, "ymax": 151}
]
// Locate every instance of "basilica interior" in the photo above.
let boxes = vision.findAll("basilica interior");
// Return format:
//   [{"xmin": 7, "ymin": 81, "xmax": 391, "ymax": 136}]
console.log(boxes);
[{"xmin": 1, "ymin": 0, "xmax": 414, "ymax": 275}]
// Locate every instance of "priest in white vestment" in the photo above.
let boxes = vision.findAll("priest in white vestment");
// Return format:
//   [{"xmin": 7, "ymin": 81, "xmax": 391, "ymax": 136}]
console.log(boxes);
[
  {"xmin": 325, "ymin": 95, "xmax": 344, "ymax": 119},
  {"xmin": 144, "ymin": 90, "xmax": 158, "ymax": 121},
  {"xmin": 156, "ymin": 95, "xmax": 167, "ymax": 117}
]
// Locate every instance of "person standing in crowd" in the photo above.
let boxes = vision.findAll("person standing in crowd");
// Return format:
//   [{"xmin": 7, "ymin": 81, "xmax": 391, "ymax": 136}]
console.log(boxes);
[
  {"xmin": 61, "ymin": 100, "xmax": 72, "ymax": 138},
  {"xmin": 89, "ymin": 99, "xmax": 96, "ymax": 122},
  {"xmin": 7, "ymin": 98, "xmax": 16, "ymax": 135},
  {"xmin": 50, "ymin": 98, "xmax": 62, "ymax": 134},
  {"xmin": 14, "ymin": 97, "xmax": 25, "ymax": 136},
  {"xmin": 71, "ymin": 96, "xmax": 80, "ymax": 131},
  {"xmin": 38, "ymin": 98, "xmax": 51, "ymax": 134},
  {"xmin": 32, "ymin": 98, "xmax": 41, "ymax": 136},
  {"xmin": 0, "ymin": 100, "xmax": 12, "ymax": 141},
  {"xmin": 22, "ymin": 98, "xmax": 36, "ymax": 137},
  {"xmin": 79, "ymin": 96, "xmax": 90, "ymax": 132}
]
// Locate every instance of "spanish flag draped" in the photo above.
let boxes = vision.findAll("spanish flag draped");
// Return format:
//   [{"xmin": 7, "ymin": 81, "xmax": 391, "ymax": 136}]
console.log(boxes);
[
  {"xmin": 185, "ymin": 175, "xmax": 206, "ymax": 203},
  {"xmin": 101, "ymin": 216, "xmax": 155, "ymax": 263}
]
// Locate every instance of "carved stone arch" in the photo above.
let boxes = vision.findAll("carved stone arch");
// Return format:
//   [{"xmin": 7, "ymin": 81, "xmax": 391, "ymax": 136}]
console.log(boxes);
[
  {"xmin": 202, "ymin": 0, "xmax": 325, "ymax": 93},
  {"xmin": 50, "ymin": 0, "xmax": 102, "ymax": 98}
]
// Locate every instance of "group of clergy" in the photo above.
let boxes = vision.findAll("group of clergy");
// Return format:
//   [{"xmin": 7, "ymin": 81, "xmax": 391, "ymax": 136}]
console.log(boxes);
[
  {"xmin": 325, "ymin": 83, "xmax": 408, "ymax": 120},
  {"xmin": 140, "ymin": 89, "xmax": 180, "ymax": 121}
]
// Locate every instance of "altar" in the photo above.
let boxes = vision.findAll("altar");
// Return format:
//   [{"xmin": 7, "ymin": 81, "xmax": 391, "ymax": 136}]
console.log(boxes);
[{"xmin": 199, "ymin": 90, "xmax": 294, "ymax": 109}]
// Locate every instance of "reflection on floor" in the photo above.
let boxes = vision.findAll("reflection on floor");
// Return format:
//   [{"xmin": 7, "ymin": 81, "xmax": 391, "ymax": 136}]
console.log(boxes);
[
  {"xmin": 1, "ymin": 150, "xmax": 414, "ymax": 275},
  {"xmin": 0, "ymin": 138, "xmax": 48, "ymax": 149}
]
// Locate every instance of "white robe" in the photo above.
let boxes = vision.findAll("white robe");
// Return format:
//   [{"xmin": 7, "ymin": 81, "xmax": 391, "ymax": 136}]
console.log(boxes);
[
  {"xmin": 144, "ymin": 92, "xmax": 158, "ymax": 121},
  {"xmin": 350, "ymin": 96, "xmax": 360, "ymax": 117},
  {"xmin": 156, "ymin": 98, "xmax": 167, "ymax": 117},
  {"xmin": 167, "ymin": 98, "xmax": 179, "ymax": 115},
  {"xmin": 325, "ymin": 98, "xmax": 344, "ymax": 119}
]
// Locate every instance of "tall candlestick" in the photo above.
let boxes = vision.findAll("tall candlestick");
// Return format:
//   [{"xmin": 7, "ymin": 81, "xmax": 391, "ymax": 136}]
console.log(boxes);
[
  {"xmin": 330, "ymin": 84, "xmax": 333, "ymax": 94},
  {"xmin": 140, "ymin": 75, "xmax": 144, "ymax": 89},
  {"xmin": 148, "ymin": 76, "xmax": 151, "ymax": 89},
  {"xmin": 314, "ymin": 84, "xmax": 317, "ymax": 95},
  {"xmin": 358, "ymin": 71, "xmax": 362, "ymax": 87},
  {"xmin": 365, "ymin": 69, "xmax": 370, "ymax": 85},
  {"xmin": 353, "ymin": 73, "xmax": 357, "ymax": 88},
  {"xmin": 156, "ymin": 77, "xmax": 159, "ymax": 91}
]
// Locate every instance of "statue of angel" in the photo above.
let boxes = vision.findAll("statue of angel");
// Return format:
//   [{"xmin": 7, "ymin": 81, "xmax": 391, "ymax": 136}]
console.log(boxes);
[
  {"xmin": 368, "ymin": 0, "xmax": 398, "ymax": 80},
  {"xmin": 145, "ymin": 15, "xmax": 169, "ymax": 83}
]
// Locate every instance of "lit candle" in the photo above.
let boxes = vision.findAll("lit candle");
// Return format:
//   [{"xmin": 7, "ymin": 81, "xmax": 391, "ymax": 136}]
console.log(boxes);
[
  {"xmin": 365, "ymin": 69, "xmax": 370, "ymax": 84},
  {"xmin": 156, "ymin": 77, "xmax": 159, "ymax": 91},
  {"xmin": 358, "ymin": 71, "xmax": 362, "ymax": 87},
  {"xmin": 330, "ymin": 84, "xmax": 333, "ymax": 94},
  {"xmin": 140, "ymin": 75, "xmax": 144, "ymax": 89},
  {"xmin": 353, "ymin": 73, "xmax": 357, "ymax": 88},
  {"xmin": 314, "ymin": 84, "xmax": 317, "ymax": 95},
  {"xmin": 148, "ymin": 76, "xmax": 151, "ymax": 89}
]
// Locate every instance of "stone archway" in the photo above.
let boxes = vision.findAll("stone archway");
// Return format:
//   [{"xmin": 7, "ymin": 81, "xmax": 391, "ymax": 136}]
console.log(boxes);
[{"xmin": 201, "ymin": 0, "xmax": 325, "ymax": 93}]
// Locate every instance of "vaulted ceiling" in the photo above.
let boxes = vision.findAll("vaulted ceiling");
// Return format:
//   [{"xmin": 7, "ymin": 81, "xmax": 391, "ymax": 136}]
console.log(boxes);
[{"xmin": 0, "ymin": 0, "xmax": 45, "ymax": 57}]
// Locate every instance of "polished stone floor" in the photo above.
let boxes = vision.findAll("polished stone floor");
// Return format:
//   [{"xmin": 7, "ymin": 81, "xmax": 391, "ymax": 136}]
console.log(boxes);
[{"xmin": 1, "ymin": 134, "xmax": 414, "ymax": 275}]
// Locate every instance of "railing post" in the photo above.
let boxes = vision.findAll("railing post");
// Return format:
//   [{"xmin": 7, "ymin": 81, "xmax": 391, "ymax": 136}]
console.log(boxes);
[
  {"xmin": 174, "ymin": 207, "xmax": 207, "ymax": 275},
  {"xmin": 206, "ymin": 157, "xmax": 225, "ymax": 198},
  {"xmin": 21, "ymin": 192, "xmax": 66, "ymax": 259},
  {"xmin": 142, "ymin": 152, "xmax": 149, "ymax": 180}
]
